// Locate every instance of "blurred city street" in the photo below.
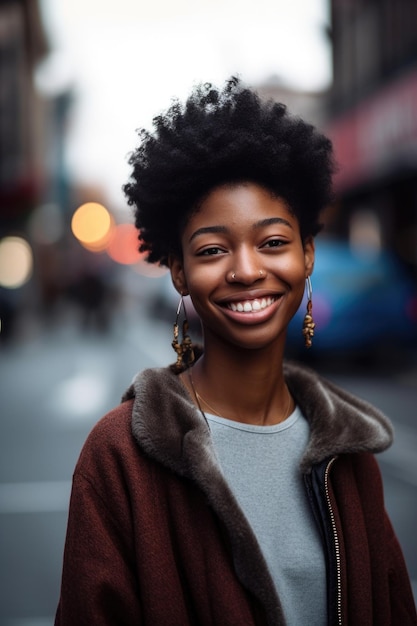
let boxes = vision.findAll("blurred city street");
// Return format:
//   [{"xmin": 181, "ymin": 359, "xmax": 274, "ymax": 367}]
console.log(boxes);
[
  {"xmin": 0, "ymin": 295, "xmax": 174, "ymax": 626},
  {"xmin": 0, "ymin": 298, "xmax": 416, "ymax": 626},
  {"xmin": 1, "ymin": 0, "xmax": 417, "ymax": 623}
]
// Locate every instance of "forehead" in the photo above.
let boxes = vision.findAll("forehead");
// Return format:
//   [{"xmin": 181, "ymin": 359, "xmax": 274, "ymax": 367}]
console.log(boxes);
[{"xmin": 185, "ymin": 182, "xmax": 297, "ymax": 231}]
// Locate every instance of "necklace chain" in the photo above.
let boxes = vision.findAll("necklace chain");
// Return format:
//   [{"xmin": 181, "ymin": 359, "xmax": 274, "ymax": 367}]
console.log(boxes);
[
  {"xmin": 195, "ymin": 389, "xmax": 221, "ymax": 416},
  {"xmin": 188, "ymin": 368, "xmax": 292, "ymax": 425},
  {"xmin": 187, "ymin": 369, "xmax": 210, "ymax": 426}
]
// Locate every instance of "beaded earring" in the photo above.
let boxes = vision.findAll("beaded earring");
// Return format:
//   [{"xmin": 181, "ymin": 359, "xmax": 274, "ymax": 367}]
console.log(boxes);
[
  {"xmin": 302, "ymin": 276, "xmax": 316, "ymax": 348},
  {"xmin": 172, "ymin": 295, "xmax": 195, "ymax": 372}
]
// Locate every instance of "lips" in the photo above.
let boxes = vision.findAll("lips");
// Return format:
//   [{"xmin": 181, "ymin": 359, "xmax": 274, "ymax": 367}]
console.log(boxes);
[{"xmin": 226, "ymin": 296, "xmax": 277, "ymax": 313}]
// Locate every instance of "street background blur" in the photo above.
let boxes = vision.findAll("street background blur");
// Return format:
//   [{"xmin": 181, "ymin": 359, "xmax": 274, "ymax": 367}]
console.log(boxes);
[{"xmin": 1, "ymin": 1, "xmax": 417, "ymax": 624}]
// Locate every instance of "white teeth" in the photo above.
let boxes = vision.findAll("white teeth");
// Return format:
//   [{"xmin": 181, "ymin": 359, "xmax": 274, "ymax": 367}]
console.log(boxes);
[{"xmin": 228, "ymin": 297, "xmax": 276, "ymax": 313}]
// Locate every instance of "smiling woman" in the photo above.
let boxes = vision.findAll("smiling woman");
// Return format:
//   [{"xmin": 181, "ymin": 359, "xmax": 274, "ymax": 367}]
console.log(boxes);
[
  {"xmin": 169, "ymin": 183, "xmax": 314, "ymax": 360},
  {"xmin": 55, "ymin": 78, "xmax": 417, "ymax": 626}
]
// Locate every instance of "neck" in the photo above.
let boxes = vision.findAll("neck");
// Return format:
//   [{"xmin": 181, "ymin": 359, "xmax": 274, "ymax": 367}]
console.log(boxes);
[{"xmin": 188, "ymin": 340, "xmax": 291, "ymax": 426}]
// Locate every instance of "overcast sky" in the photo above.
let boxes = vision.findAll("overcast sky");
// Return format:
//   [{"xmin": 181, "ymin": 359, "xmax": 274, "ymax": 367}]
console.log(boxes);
[{"xmin": 38, "ymin": 0, "xmax": 331, "ymax": 210}]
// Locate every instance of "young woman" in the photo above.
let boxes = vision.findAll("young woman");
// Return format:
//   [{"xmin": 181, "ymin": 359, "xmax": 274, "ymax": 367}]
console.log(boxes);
[{"xmin": 55, "ymin": 78, "xmax": 416, "ymax": 625}]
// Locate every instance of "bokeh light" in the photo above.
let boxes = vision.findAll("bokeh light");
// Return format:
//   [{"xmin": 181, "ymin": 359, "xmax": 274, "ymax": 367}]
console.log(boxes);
[
  {"xmin": 71, "ymin": 202, "xmax": 112, "ymax": 247},
  {"xmin": 81, "ymin": 213, "xmax": 116, "ymax": 252},
  {"xmin": 107, "ymin": 223, "xmax": 142, "ymax": 265},
  {"xmin": 0, "ymin": 236, "xmax": 34, "ymax": 289}
]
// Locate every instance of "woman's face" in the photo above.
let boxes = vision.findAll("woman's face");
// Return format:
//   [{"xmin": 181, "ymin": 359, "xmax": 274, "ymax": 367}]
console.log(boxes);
[{"xmin": 170, "ymin": 182, "xmax": 314, "ymax": 352}]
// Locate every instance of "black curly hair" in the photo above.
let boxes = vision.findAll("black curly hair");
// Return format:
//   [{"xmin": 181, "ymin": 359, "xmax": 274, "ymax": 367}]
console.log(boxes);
[{"xmin": 124, "ymin": 77, "xmax": 336, "ymax": 266}]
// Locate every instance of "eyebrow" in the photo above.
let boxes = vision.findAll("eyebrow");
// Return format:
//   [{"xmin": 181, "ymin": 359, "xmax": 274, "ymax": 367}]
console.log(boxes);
[
  {"xmin": 189, "ymin": 225, "xmax": 228, "ymax": 243},
  {"xmin": 188, "ymin": 217, "xmax": 293, "ymax": 243},
  {"xmin": 254, "ymin": 217, "xmax": 293, "ymax": 229}
]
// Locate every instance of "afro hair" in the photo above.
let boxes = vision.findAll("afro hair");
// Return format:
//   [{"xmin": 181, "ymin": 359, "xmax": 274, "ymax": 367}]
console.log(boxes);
[{"xmin": 124, "ymin": 77, "xmax": 336, "ymax": 266}]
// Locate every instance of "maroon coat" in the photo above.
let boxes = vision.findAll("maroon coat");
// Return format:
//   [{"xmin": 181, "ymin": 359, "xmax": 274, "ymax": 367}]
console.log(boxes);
[{"xmin": 55, "ymin": 363, "xmax": 417, "ymax": 625}]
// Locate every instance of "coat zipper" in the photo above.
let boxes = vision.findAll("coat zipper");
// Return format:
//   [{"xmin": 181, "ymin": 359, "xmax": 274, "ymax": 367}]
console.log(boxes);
[{"xmin": 324, "ymin": 456, "xmax": 342, "ymax": 625}]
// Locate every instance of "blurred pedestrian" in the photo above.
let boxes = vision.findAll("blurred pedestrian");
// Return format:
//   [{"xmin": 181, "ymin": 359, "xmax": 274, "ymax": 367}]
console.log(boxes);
[{"xmin": 55, "ymin": 78, "xmax": 416, "ymax": 625}]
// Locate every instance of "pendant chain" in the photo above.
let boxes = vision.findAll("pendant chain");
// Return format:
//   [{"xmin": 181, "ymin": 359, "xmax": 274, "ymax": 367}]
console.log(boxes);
[
  {"xmin": 187, "ymin": 369, "xmax": 210, "ymax": 427},
  {"xmin": 187, "ymin": 368, "xmax": 292, "ymax": 426}
]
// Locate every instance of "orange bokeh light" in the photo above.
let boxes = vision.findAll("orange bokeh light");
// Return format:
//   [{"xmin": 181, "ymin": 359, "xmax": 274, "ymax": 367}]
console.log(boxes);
[
  {"xmin": 106, "ymin": 223, "xmax": 142, "ymax": 265},
  {"xmin": 71, "ymin": 202, "xmax": 112, "ymax": 246},
  {"xmin": 81, "ymin": 214, "xmax": 116, "ymax": 252}
]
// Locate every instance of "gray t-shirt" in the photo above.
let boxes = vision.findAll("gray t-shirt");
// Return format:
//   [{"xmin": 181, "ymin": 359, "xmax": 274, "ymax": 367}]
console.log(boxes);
[{"xmin": 206, "ymin": 407, "xmax": 327, "ymax": 626}]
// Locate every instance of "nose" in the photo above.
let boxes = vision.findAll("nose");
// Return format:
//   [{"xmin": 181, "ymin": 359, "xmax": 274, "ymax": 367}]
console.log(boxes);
[{"xmin": 227, "ymin": 247, "xmax": 265, "ymax": 285}]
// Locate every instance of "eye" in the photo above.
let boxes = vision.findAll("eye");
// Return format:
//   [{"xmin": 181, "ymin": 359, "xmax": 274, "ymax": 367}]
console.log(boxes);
[
  {"xmin": 262, "ymin": 238, "xmax": 286, "ymax": 249},
  {"xmin": 197, "ymin": 246, "xmax": 225, "ymax": 256}
]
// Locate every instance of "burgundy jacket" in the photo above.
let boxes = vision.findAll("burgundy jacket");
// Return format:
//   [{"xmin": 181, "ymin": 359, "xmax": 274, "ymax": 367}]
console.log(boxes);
[{"xmin": 55, "ymin": 363, "xmax": 417, "ymax": 625}]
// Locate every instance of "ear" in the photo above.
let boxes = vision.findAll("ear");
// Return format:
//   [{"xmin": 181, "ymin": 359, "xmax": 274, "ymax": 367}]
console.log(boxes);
[
  {"xmin": 168, "ymin": 254, "xmax": 189, "ymax": 296},
  {"xmin": 303, "ymin": 236, "xmax": 315, "ymax": 277}
]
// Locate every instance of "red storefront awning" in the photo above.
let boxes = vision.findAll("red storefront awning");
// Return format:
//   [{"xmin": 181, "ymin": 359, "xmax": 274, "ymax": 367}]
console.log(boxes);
[{"xmin": 325, "ymin": 65, "xmax": 417, "ymax": 193}]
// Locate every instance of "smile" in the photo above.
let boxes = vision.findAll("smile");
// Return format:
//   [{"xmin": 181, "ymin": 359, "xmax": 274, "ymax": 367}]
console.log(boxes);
[{"xmin": 227, "ymin": 297, "xmax": 277, "ymax": 313}]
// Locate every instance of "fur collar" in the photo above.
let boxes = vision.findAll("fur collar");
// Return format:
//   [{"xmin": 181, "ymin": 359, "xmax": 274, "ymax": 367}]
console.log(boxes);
[{"xmin": 123, "ymin": 361, "xmax": 393, "ymax": 476}]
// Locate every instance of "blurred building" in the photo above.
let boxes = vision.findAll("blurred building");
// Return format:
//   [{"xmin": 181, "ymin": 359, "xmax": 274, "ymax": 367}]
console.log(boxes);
[
  {"xmin": 0, "ymin": 1, "xmax": 78, "ymax": 341},
  {"xmin": 0, "ymin": 0, "xmax": 49, "ymax": 230},
  {"xmin": 325, "ymin": 0, "xmax": 417, "ymax": 276}
]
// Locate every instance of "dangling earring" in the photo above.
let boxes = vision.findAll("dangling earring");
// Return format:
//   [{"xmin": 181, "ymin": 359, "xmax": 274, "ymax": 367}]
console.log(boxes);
[
  {"xmin": 302, "ymin": 276, "xmax": 315, "ymax": 348},
  {"xmin": 172, "ymin": 295, "xmax": 195, "ymax": 372}
]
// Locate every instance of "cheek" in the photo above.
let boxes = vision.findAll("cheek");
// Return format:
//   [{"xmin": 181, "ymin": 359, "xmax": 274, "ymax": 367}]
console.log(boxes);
[
  {"xmin": 181, "ymin": 271, "xmax": 207, "ymax": 310},
  {"xmin": 280, "ymin": 255, "xmax": 307, "ymax": 283},
  {"xmin": 183, "ymin": 266, "xmax": 222, "ymax": 321},
  {"xmin": 187, "ymin": 276, "xmax": 213, "ymax": 310},
  {"xmin": 183, "ymin": 259, "xmax": 218, "ymax": 291},
  {"xmin": 278, "ymin": 257, "xmax": 307, "ymax": 310}
]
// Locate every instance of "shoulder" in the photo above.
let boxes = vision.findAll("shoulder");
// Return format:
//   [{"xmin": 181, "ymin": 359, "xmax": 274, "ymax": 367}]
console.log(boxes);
[
  {"xmin": 82, "ymin": 366, "xmax": 178, "ymax": 446},
  {"xmin": 284, "ymin": 361, "xmax": 394, "ymax": 469},
  {"xmin": 74, "ymin": 397, "xmax": 138, "ymax": 480},
  {"xmin": 123, "ymin": 365, "xmax": 185, "ymax": 404},
  {"xmin": 74, "ymin": 365, "xmax": 187, "ymax": 476},
  {"xmin": 81, "ymin": 398, "xmax": 134, "ymax": 450}
]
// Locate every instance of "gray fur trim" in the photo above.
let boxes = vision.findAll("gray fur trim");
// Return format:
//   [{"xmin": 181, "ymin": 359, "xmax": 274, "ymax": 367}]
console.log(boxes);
[
  {"xmin": 282, "ymin": 362, "xmax": 393, "ymax": 472},
  {"xmin": 123, "ymin": 361, "xmax": 393, "ymax": 476}
]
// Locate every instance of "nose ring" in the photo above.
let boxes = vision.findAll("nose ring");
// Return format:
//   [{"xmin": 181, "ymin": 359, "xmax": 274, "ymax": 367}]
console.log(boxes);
[{"xmin": 229, "ymin": 270, "xmax": 265, "ymax": 281}]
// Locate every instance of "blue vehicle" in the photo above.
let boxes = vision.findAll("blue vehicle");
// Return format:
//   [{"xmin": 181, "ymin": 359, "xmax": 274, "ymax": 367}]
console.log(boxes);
[{"xmin": 286, "ymin": 238, "xmax": 417, "ymax": 358}]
